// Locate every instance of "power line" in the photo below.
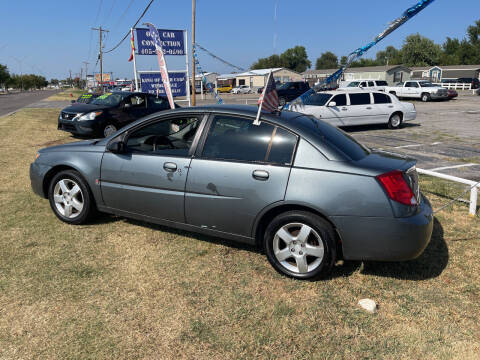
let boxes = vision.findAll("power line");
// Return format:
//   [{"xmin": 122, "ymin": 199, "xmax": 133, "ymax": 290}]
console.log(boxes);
[
  {"xmin": 104, "ymin": 0, "xmax": 117, "ymax": 25},
  {"xmin": 194, "ymin": 43, "xmax": 246, "ymax": 72},
  {"xmin": 104, "ymin": 0, "xmax": 155, "ymax": 54},
  {"xmin": 93, "ymin": 0, "xmax": 103, "ymax": 26},
  {"xmin": 113, "ymin": 0, "xmax": 135, "ymax": 30}
]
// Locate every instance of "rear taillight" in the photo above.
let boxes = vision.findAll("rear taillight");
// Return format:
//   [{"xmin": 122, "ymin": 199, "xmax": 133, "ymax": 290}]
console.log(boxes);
[{"xmin": 376, "ymin": 170, "xmax": 417, "ymax": 206}]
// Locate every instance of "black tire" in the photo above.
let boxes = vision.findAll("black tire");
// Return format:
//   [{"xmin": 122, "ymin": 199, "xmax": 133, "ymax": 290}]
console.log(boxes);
[
  {"xmin": 48, "ymin": 170, "xmax": 95, "ymax": 225},
  {"xmin": 264, "ymin": 211, "xmax": 337, "ymax": 280},
  {"xmin": 421, "ymin": 93, "xmax": 431, "ymax": 102},
  {"xmin": 388, "ymin": 113, "xmax": 403, "ymax": 129},
  {"xmin": 278, "ymin": 97, "xmax": 286, "ymax": 106}
]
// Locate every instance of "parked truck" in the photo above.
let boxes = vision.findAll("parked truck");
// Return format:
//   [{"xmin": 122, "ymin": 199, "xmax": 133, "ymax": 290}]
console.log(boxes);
[{"xmin": 386, "ymin": 80, "xmax": 449, "ymax": 102}]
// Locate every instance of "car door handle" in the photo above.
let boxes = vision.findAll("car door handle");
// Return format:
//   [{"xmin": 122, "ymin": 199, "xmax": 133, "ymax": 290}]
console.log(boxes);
[
  {"xmin": 388, "ymin": 105, "xmax": 394, "ymax": 108},
  {"xmin": 366, "ymin": 107, "xmax": 372, "ymax": 110},
  {"xmin": 341, "ymin": 107, "xmax": 348, "ymax": 111},
  {"xmin": 163, "ymin": 162, "xmax": 177, "ymax": 172},
  {"xmin": 252, "ymin": 170, "xmax": 269, "ymax": 181}
]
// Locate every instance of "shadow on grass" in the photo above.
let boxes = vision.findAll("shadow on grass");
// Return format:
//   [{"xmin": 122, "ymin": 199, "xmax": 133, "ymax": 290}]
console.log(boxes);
[
  {"xmin": 91, "ymin": 214, "xmax": 447, "ymax": 281},
  {"xmin": 331, "ymin": 217, "xmax": 448, "ymax": 281}
]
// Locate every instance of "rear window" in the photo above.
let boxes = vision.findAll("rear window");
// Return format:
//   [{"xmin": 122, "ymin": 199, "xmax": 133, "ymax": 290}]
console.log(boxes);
[
  {"xmin": 376, "ymin": 81, "xmax": 388, "ymax": 86},
  {"xmin": 373, "ymin": 93, "xmax": 392, "ymax": 104},
  {"xmin": 305, "ymin": 116, "xmax": 370, "ymax": 161},
  {"xmin": 349, "ymin": 93, "xmax": 371, "ymax": 105}
]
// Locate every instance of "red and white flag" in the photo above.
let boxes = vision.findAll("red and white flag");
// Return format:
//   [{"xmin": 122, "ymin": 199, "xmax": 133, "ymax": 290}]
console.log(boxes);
[
  {"xmin": 255, "ymin": 70, "xmax": 279, "ymax": 124},
  {"xmin": 145, "ymin": 23, "xmax": 175, "ymax": 110},
  {"xmin": 128, "ymin": 29, "xmax": 135, "ymax": 62}
]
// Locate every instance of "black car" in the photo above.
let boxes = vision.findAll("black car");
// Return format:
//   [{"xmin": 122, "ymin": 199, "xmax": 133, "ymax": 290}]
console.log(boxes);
[
  {"xmin": 58, "ymin": 91, "xmax": 176, "ymax": 138},
  {"xmin": 456, "ymin": 77, "xmax": 479, "ymax": 89},
  {"xmin": 276, "ymin": 81, "xmax": 311, "ymax": 105},
  {"xmin": 72, "ymin": 93, "xmax": 100, "ymax": 104}
]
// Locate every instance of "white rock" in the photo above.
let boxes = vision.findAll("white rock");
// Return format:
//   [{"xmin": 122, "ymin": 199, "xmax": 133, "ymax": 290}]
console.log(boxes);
[{"xmin": 358, "ymin": 298, "xmax": 377, "ymax": 313}]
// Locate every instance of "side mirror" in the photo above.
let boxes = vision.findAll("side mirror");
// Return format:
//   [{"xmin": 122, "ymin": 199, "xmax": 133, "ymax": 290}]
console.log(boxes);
[
  {"xmin": 107, "ymin": 140, "xmax": 125, "ymax": 154},
  {"xmin": 328, "ymin": 101, "xmax": 337, "ymax": 107}
]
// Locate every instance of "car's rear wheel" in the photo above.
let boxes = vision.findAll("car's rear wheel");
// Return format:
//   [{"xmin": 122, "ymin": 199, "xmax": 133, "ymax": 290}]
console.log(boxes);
[
  {"xmin": 421, "ymin": 93, "xmax": 431, "ymax": 102},
  {"xmin": 388, "ymin": 113, "xmax": 402, "ymax": 129},
  {"xmin": 103, "ymin": 123, "xmax": 117, "ymax": 137},
  {"xmin": 48, "ymin": 170, "xmax": 95, "ymax": 224},
  {"xmin": 264, "ymin": 211, "xmax": 336, "ymax": 280}
]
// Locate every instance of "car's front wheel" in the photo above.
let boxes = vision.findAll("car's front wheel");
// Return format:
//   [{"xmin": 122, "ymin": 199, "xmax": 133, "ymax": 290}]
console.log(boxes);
[
  {"xmin": 264, "ymin": 211, "xmax": 336, "ymax": 280},
  {"xmin": 48, "ymin": 170, "xmax": 95, "ymax": 224}
]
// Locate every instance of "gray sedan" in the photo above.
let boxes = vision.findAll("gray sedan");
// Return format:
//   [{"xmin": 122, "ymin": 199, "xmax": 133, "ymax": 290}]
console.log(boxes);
[{"xmin": 30, "ymin": 105, "xmax": 433, "ymax": 280}]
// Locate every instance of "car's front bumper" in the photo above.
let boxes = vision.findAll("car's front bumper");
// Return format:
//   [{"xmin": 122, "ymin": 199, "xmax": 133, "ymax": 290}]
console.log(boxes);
[
  {"xmin": 30, "ymin": 161, "xmax": 52, "ymax": 198},
  {"xmin": 331, "ymin": 195, "xmax": 434, "ymax": 261},
  {"xmin": 430, "ymin": 93, "xmax": 449, "ymax": 100},
  {"xmin": 58, "ymin": 118, "xmax": 98, "ymax": 136}
]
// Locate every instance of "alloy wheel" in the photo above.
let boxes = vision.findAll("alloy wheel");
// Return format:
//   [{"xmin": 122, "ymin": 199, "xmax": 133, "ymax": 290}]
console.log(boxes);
[
  {"xmin": 53, "ymin": 179, "xmax": 84, "ymax": 219},
  {"xmin": 273, "ymin": 222, "xmax": 324, "ymax": 274}
]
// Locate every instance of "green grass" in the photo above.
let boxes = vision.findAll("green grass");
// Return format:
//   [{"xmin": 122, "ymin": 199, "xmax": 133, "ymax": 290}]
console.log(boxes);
[{"xmin": 0, "ymin": 103, "xmax": 479, "ymax": 359}]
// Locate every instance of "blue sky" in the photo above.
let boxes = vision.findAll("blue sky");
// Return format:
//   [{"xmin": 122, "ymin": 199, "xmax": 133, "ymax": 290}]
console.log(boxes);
[{"xmin": 0, "ymin": 0, "xmax": 479, "ymax": 80}]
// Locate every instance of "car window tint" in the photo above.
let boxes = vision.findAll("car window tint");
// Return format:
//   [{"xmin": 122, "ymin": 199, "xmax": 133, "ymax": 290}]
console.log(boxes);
[
  {"xmin": 368, "ymin": 81, "xmax": 375, "ymax": 87},
  {"xmin": 304, "ymin": 93, "xmax": 332, "ymax": 106},
  {"xmin": 305, "ymin": 116, "xmax": 370, "ymax": 161},
  {"xmin": 373, "ymin": 93, "xmax": 392, "ymax": 104},
  {"xmin": 126, "ymin": 116, "xmax": 200, "ymax": 156},
  {"xmin": 202, "ymin": 115, "xmax": 274, "ymax": 163},
  {"xmin": 268, "ymin": 127, "xmax": 297, "ymax": 165},
  {"xmin": 330, "ymin": 94, "xmax": 347, "ymax": 106},
  {"xmin": 405, "ymin": 82, "xmax": 418, "ymax": 88},
  {"xmin": 376, "ymin": 81, "xmax": 388, "ymax": 86},
  {"xmin": 128, "ymin": 94, "xmax": 147, "ymax": 108},
  {"xmin": 148, "ymin": 95, "xmax": 169, "ymax": 110},
  {"xmin": 360, "ymin": 82, "xmax": 367, "ymax": 87},
  {"xmin": 349, "ymin": 93, "xmax": 371, "ymax": 105}
]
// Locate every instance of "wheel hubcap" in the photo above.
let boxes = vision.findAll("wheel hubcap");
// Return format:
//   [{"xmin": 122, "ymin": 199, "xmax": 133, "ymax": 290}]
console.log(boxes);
[
  {"xmin": 53, "ymin": 179, "xmax": 84, "ymax": 219},
  {"xmin": 273, "ymin": 223, "xmax": 324, "ymax": 274},
  {"xmin": 391, "ymin": 115, "xmax": 401, "ymax": 127},
  {"xmin": 104, "ymin": 125, "xmax": 117, "ymax": 137}
]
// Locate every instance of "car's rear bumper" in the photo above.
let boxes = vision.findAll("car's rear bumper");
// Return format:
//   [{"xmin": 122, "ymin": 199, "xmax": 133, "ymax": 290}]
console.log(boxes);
[
  {"xmin": 331, "ymin": 195, "xmax": 434, "ymax": 261},
  {"xmin": 30, "ymin": 161, "xmax": 52, "ymax": 198},
  {"xmin": 404, "ymin": 110, "xmax": 417, "ymax": 121}
]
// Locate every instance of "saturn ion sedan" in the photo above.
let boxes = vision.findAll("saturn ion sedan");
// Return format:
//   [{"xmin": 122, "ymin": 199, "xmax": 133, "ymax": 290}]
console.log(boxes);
[{"xmin": 30, "ymin": 105, "xmax": 434, "ymax": 280}]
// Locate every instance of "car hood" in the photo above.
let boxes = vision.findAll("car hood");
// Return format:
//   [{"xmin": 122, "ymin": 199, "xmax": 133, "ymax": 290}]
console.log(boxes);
[
  {"xmin": 61, "ymin": 103, "xmax": 109, "ymax": 113},
  {"xmin": 39, "ymin": 139, "xmax": 105, "ymax": 153}
]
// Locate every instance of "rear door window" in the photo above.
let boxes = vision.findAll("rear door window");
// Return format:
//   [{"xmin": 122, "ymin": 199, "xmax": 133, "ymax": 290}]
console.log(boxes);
[
  {"xmin": 405, "ymin": 81, "xmax": 419, "ymax": 88},
  {"xmin": 373, "ymin": 93, "xmax": 392, "ymax": 104},
  {"xmin": 376, "ymin": 81, "xmax": 388, "ymax": 86},
  {"xmin": 349, "ymin": 93, "xmax": 371, "ymax": 105},
  {"xmin": 368, "ymin": 81, "xmax": 375, "ymax": 87},
  {"xmin": 201, "ymin": 115, "xmax": 296, "ymax": 165}
]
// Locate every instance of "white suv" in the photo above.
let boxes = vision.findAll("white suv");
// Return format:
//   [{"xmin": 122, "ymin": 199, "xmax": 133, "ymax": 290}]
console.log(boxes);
[
  {"xmin": 290, "ymin": 90, "xmax": 416, "ymax": 129},
  {"xmin": 340, "ymin": 80, "xmax": 389, "ymax": 92}
]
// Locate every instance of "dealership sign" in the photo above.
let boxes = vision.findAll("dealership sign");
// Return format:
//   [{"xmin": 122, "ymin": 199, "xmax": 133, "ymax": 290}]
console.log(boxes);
[
  {"xmin": 139, "ymin": 71, "xmax": 187, "ymax": 97},
  {"xmin": 135, "ymin": 28, "xmax": 185, "ymax": 55}
]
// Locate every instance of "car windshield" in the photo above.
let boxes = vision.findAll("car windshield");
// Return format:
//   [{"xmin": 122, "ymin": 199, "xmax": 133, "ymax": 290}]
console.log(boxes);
[
  {"xmin": 347, "ymin": 82, "xmax": 360, "ymax": 87},
  {"xmin": 91, "ymin": 93, "xmax": 127, "ymax": 106},
  {"xmin": 304, "ymin": 93, "xmax": 332, "ymax": 106},
  {"xmin": 419, "ymin": 82, "xmax": 436, "ymax": 87}
]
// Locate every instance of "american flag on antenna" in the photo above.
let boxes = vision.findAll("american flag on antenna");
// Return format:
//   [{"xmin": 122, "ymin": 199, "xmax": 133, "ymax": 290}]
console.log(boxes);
[{"xmin": 254, "ymin": 70, "xmax": 278, "ymax": 124}]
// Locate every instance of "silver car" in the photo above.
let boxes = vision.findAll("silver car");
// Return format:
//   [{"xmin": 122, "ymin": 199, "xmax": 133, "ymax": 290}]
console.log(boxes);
[{"xmin": 30, "ymin": 105, "xmax": 434, "ymax": 280}]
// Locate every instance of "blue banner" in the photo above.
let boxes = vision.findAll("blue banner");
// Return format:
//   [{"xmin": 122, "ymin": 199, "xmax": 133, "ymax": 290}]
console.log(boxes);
[
  {"xmin": 136, "ymin": 28, "xmax": 185, "ymax": 56},
  {"xmin": 139, "ymin": 72, "xmax": 187, "ymax": 97}
]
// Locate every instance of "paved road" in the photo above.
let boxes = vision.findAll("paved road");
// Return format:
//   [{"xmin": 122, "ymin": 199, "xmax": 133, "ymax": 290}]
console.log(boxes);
[{"xmin": 0, "ymin": 90, "xmax": 60, "ymax": 117}]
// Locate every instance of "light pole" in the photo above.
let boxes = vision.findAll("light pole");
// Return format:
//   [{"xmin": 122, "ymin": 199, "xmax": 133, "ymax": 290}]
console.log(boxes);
[{"xmin": 191, "ymin": 0, "xmax": 196, "ymax": 106}]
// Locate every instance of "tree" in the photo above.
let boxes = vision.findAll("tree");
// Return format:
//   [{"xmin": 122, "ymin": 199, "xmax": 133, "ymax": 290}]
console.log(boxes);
[
  {"xmin": 340, "ymin": 56, "xmax": 348, "ymax": 66},
  {"xmin": 279, "ymin": 46, "xmax": 311, "ymax": 73},
  {"xmin": 0, "ymin": 64, "xmax": 10, "ymax": 90},
  {"xmin": 251, "ymin": 46, "xmax": 311, "ymax": 73},
  {"xmin": 251, "ymin": 54, "xmax": 283, "ymax": 70},
  {"xmin": 400, "ymin": 33, "xmax": 442, "ymax": 66},
  {"xmin": 375, "ymin": 46, "xmax": 402, "ymax": 65},
  {"xmin": 315, "ymin": 51, "xmax": 338, "ymax": 70},
  {"xmin": 349, "ymin": 58, "xmax": 381, "ymax": 67},
  {"xmin": 49, "ymin": 79, "xmax": 59, "ymax": 86},
  {"xmin": 467, "ymin": 20, "xmax": 480, "ymax": 46}
]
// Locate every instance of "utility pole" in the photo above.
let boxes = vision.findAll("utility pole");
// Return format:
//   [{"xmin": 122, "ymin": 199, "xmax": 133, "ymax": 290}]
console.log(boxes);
[
  {"xmin": 92, "ymin": 26, "xmax": 109, "ymax": 93},
  {"xmin": 191, "ymin": 0, "xmax": 196, "ymax": 106},
  {"xmin": 82, "ymin": 61, "xmax": 89, "ymax": 90}
]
